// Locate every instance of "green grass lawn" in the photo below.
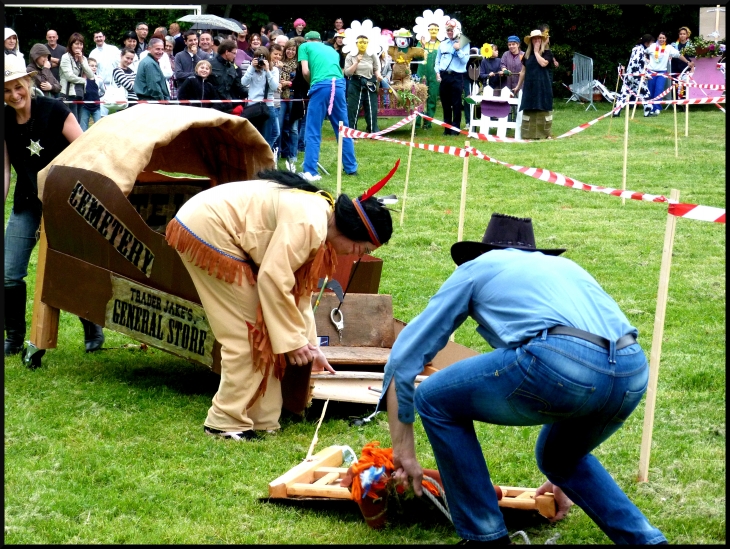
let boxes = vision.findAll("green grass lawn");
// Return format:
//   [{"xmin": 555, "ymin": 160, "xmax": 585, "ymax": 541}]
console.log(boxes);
[{"xmin": 4, "ymin": 99, "xmax": 725, "ymax": 544}]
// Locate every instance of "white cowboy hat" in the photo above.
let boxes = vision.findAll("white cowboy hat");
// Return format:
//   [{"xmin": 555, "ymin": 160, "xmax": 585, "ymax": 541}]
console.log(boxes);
[
  {"xmin": 5, "ymin": 52, "xmax": 36, "ymax": 83},
  {"xmin": 523, "ymin": 30, "xmax": 547, "ymax": 45}
]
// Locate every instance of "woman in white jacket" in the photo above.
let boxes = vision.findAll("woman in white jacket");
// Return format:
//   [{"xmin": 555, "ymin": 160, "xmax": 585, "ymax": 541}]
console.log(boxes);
[
  {"xmin": 4, "ymin": 27, "xmax": 24, "ymax": 64},
  {"xmin": 59, "ymin": 32, "xmax": 95, "ymax": 121}
]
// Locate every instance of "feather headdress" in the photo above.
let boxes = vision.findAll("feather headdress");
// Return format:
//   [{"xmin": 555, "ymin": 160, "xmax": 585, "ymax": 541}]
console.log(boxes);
[{"xmin": 352, "ymin": 159, "xmax": 401, "ymax": 246}]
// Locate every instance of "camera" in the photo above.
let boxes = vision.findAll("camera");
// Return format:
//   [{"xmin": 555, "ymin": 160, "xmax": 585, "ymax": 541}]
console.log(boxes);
[{"xmin": 256, "ymin": 55, "xmax": 266, "ymax": 68}]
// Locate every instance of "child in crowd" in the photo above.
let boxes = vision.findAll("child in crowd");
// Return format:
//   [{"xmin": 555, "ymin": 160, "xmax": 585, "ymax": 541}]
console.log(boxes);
[{"xmin": 80, "ymin": 57, "xmax": 105, "ymax": 131}]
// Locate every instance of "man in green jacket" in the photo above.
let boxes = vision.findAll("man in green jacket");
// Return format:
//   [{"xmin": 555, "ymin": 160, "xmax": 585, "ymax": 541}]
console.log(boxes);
[
  {"xmin": 416, "ymin": 23, "xmax": 440, "ymax": 129},
  {"xmin": 134, "ymin": 38, "xmax": 170, "ymax": 101}
]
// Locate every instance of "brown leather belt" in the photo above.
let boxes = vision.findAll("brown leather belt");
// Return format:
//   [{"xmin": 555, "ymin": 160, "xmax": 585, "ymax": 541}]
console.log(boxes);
[{"xmin": 547, "ymin": 326, "xmax": 637, "ymax": 351}]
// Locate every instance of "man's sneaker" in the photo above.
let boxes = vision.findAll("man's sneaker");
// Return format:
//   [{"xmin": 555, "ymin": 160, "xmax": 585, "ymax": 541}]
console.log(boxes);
[
  {"xmin": 204, "ymin": 426, "xmax": 258, "ymax": 440},
  {"xmin": 286, "ymin": 159, "xmax": 297, "ymax": 173},
  {"xmin": 300, "ymin": 171, "xmax": 322, "ymax": 182}
]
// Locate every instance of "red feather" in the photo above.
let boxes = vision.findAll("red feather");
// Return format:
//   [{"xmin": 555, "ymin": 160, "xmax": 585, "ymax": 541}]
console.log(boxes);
[{"xmin": 359, "ymin": 159, "xmax": 401, "ymax": 202}]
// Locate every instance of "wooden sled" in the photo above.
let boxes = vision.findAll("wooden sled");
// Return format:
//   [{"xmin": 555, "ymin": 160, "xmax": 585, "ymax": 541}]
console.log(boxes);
[{"xmin": 268, "ymin": 446, "xmax": 557, "ymax": 520}]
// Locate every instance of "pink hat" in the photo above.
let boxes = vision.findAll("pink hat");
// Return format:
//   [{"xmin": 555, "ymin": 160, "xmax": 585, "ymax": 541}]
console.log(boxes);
[{"xmin": 293, "ymin": 18, "xmax": 306, "ymax": 28}]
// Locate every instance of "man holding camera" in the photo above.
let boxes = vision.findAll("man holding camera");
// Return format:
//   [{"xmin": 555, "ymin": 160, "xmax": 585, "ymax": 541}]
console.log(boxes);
[{"xmin": 242, "ymin": 47, "xmax": 280, "ymax": 150}]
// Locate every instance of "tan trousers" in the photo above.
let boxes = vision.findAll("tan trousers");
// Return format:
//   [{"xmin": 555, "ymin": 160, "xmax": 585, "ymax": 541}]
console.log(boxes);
[{"xmin": 181, "ymin": 259, "xmax": 283, "ymax": 432}]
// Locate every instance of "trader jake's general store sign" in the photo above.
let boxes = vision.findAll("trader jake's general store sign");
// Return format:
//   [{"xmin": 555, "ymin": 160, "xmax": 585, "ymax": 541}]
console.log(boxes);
[{"xmin": 105, "ymin": 275, "xmax": 214, "ymax": 367}]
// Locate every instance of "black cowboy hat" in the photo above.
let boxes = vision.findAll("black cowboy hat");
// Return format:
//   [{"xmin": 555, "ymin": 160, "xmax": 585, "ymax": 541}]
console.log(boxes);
[{"xmin": 451, "ymin": 213, "xmax": 566, "ymax": 266}]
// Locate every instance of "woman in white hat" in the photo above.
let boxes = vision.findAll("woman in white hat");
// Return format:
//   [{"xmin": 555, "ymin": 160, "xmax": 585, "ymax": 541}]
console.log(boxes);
[
  {"xmin": 513, "ymin": 29, "xmax": 555, "ymax": 139},
  {"xmin": 4, "ymin": 53, "xmax": 106, "ymax": 358}
]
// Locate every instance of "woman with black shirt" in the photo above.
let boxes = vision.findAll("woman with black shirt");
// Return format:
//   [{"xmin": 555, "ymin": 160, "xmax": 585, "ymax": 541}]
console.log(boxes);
[
  {"xmin": 514, "ymin": 30, "xmax": 555, "ymax": 139},
  {"xmin": 4, "ymin": 54, "xmax": 105, "ymax": 358}
]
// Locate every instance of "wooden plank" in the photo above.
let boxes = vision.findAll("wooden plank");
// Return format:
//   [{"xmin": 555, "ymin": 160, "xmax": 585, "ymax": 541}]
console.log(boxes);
[
  {"xmin": 313, "ymin": 467, "xmax": 348, "ymax": 480},
  {"xmin": 288, "ymin": 483, "xmax": 352, "ymax": 499},
  {"xmin": 313, "ymin": 472, "xmax": 341, "ymax": 486},
  {"xmin": 313, "ymin": 294, "xmax": 394, "ymax": 347},
  {"xmin": 535, "ymin": 495, "xmax": 557, "ymax": 519},
  {"xmin": 268, "ymin": 446, "xmax": 345, "ymax": 498},
  {"xmin": 311, "ymin": 372, "xmax": 427, "ymax": 382},
  {"xmin": 320, "ymin": 346, "xmax": 391, "ymax": 365},
  {"xmin": 638, "ymin": 189, "xmax": 680, "ymax": 483},
  {"xmin": 311, "ymin": 379, "xmax": 380, "ymax": 405},
  {"xmin": 310, "ymin": 374, "xmax": 427, "ymax": 404}
]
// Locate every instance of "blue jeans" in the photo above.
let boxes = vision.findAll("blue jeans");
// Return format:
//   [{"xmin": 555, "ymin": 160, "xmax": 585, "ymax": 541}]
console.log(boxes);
[
  {"xmin": 79, "ymin": 107, "xmax": 101, "ymax": 131},
  {"xmin": 278, "ymin": 101, "xmax": 300, "ymax": 161},
  {"xmin": 4, "ymin": 207, "xmax": 42, "ymax": 289},
  {"xmin": 647, "ymin": 71, "xmax": 667, "ymax": 113},
  {"xmin": 302, "ymin": 78, "xmax": 357, "ymax": 176},
  {"xmin": 264, "ymin": 105, "xmax": 280, "ymax": 154},
  {"xmin": 415, "ymin": 331, "xmax": 666, "ymax": 544},
  {"xmin": 297, "ymin": 111, "xmax": 307, "ymax": 152}
]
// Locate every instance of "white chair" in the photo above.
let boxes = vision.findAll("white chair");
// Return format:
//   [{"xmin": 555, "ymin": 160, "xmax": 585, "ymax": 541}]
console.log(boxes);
[{"xmin": 468, "ymin": 85, "xmax": 523, "ymax": 139}]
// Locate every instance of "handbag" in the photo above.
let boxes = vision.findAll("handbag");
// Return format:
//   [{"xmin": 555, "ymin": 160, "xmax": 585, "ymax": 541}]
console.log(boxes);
[
  {"xmin": 104, "ymin": 83, "xmax": 129, "ymax": 113},
  {"xmin": 242, "ymin": 78, "xmax": 270, "ymax": 124}
]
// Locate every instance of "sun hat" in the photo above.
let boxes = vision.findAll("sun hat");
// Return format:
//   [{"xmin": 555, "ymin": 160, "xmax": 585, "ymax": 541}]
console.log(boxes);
[
  {"xmin": 524, "ymin": 29, "xmax": 547, "ymax": 45},
  {"xmin": 335, "ymin": 30, "xmax": 346, "ymax": 38},
  {"xmin": 450, "ymin": 213, "xmax": 566, "ymax": 266},
  {"xmin": 5, "ymin": 53, "xmax": 36, "ymax": 83},
  {"xmin": 304, "ymin": 30, "xmax": 321, "ymax": 40},
  {"xmin": 393, "ymin": 28, "xmax": 413, "ymax": 38},
  {"xmin": 507, "ymin": 35, "xmax": 520, "ymax": 44}
]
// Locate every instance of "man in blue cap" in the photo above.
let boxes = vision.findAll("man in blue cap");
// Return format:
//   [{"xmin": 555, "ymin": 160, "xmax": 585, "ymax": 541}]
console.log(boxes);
[{"xmin": 297, "ymin": 30, "xmax": 358, "ymax": 182}]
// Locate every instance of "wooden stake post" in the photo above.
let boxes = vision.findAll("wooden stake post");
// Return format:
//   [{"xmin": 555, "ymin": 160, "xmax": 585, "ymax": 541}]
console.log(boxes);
[
  {"xmin": 672, "ymin": 84, "xmax": 679, "ymax": 157},
  {"xmin": 269, "ymin": 445, "xmax": 557, "ymax": 519},
  {"xmin": 29, "ymin": 219, "xmax": 60, "ymax": 350},
  {"xmin": 457, "ymin": 141, "xmax": 470, "ymax": 242},
  {"xmin": 399, "ymin": 117, "xmax": 418, "ymax": 226},
  {"xmin": 638, "ymin": 189, "xmax": 680, "ymax": 482},
  {"xmin": 336, "ymin": 121, "xmax": 344, "ymax": 198},
  {"xmin": 621, "ymin": 104, "xmax": 630, "ymax": 206}
]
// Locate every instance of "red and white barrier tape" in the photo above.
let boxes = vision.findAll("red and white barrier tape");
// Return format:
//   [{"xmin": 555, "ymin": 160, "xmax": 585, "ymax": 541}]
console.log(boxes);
[
  {"xmin": 467, "ymin": 146, "xmax": 725, "ymax": 223},
  {"xmin": 61, "ymin": 98, "xmax": 306, "ymax": 105},
  {"xmin": 417, "ymin": 110, "xmax": 620, "ymax": 143},
  {"xmin": 668, "ymin": 203, "xmax": 726, "ymax": 223},
  {"xmin": 340, "ymin": 126, "xmax": 471, "ymax": 157},
  {"xmin": 339, "ymin": 119, "xmax": 725, "ymax": 223},
  {"xmin": 670, "ymin": 79, "xmax": 725, "ymax": 90},
  {"xmin": 347, "ymin": 112, "xmax": 420, "ymax": 138}
]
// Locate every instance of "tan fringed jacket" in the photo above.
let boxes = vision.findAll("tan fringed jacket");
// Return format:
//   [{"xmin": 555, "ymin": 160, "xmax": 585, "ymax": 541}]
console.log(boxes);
[{"xmin": 166, "ymin": 180, "xmax": 337, "ymax": 381}]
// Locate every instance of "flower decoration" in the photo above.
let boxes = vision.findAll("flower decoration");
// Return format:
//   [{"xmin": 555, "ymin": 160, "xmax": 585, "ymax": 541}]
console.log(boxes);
[
  {"xmin": 412, "ymin": 8, "xmax": 449, "ymax": 42},
  {"xmin": 342, "ymin": 19, "xmax": 382, "ymax": 56},
  {"xmin": 688, "ymin": 35, "xmax": 726, "ymax": 58}
]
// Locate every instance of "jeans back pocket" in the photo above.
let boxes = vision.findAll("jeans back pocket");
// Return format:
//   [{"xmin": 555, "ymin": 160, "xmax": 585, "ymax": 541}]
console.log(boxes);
[{"xmin": 506, "ymin": 359, "xmax": 596, "ymax": 424}]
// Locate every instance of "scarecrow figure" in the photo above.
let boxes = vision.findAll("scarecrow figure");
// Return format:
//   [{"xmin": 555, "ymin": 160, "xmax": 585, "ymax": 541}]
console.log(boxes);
[
  {"xmin": 387, "ymin": 28, "xmax": 428, "ymax": 110},
  {"xmin": 388, "ymin": 28, "xmax": 425, "ymax": 86},
  {"xmin": 413, "ymin": 9, "xmax": 448, "ymax": 128}
]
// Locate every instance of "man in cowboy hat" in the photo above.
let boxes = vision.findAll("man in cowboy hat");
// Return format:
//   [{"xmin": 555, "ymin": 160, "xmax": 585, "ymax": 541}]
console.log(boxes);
[{"xmin": 374, "ymin": 213, "xmax": 667, "ymax": 545}]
